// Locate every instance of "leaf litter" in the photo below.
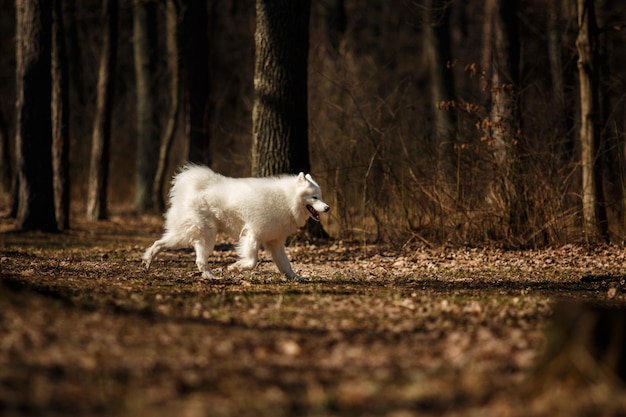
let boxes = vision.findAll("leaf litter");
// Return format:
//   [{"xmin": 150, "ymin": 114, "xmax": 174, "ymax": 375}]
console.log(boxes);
[{"xmin": 1, "ymin": 215, "xmax": 626, "ymax": 416}]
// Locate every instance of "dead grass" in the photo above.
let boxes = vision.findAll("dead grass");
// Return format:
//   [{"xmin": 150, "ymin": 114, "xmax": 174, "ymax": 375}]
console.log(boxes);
[{"xmin": 1, "ymin": 214, "xmax": 626, "ymax": 416}]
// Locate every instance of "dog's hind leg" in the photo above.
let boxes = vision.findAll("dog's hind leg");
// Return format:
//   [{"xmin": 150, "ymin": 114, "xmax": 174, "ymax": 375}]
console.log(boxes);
[
  {"xmin": 194, "ymin": 233, "xmax": 217, "ymax": 279},
  {"xmin": 265, "ymin": 239, "xmax": 307, "ymax": 282},
  {"xmin": 228, "ymin": 232, "xmax": 259, "ymax": 272},
  {"xmin": 142, "ymin": 238, "xmax": 170, "ymax": 271},
  {"xmin": 143, "ymin": 231, "xmax": 188, "ymax": 271}
]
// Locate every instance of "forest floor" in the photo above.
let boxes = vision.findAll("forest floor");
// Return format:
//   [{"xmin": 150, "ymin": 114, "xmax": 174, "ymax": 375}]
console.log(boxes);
[{"xmin": 1, "ymin": 213, "xmax": 626, "ymax": 417}]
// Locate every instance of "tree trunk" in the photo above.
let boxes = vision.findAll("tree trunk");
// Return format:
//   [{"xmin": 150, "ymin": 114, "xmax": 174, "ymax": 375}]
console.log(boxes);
[
  {"xmin": 15, "ymin": 0, "xmax": 57, "ymax": 232},
  {"xmin": 86, "ymin": 0, "xmax": 118, "ymax": 221},
  {"xmin": 184, "ymin": 0, "xmax": 212, "ymax": 165},
  {"xmin": 251, "ymin": 0, "xmax": 311, "ymax": 177},
  {"xmin": 548, "ymin": 2, "xmax": 565, "ymax": 113},
  {"xmin": 548, "ymin": 1, "xmax": 576, "ymax": 162},
  {"xmin": 52, "ymin": 0, "xmax": 70, "ymax": 230},
  {"xmin": 483, "ymin": 0, "xmax": 523, "ymax": 239},
  {"xmin": 252, "ymin": 0, "xmax": 326, "ymax": 238},
  {"xmin": 0, "ymin": 108, "xmax": 11, "ymax": 203},
  {"xmin": 133, "ymin": 0, "xmax": 160, "ymax": 213},
  {"xmin": 576, "ymin": 0, "xmax": 608, "ymax": 242},
  {"xmin": 424, "ymin": 0, "xmax": 457, "ymax": 194},
  {"xmin": 489, "ymin": 0, "xmax": 520, "ymax": 169},
  {"xmin": 152, "ymin": 0, "xmax": 181, "ymax": 212},
  {"xmin": 63, "ymin": 0, "xmax": 84, "ymax": 106}
]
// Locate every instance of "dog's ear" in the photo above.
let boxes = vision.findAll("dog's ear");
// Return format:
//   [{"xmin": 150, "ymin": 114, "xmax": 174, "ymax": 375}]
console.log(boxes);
[
  {"xmin": 297, "ymin": 172, "xmax": 306, "ymax": 183},
  {"xmin": 305, "ymin": 173, "xmax": 320, "ymax": 187}
]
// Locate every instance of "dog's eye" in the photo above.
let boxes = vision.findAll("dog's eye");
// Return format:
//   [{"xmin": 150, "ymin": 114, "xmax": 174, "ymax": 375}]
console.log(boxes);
[{"xmin": 311, "ymin": 196, "xmax": 318, "ymax": 200}]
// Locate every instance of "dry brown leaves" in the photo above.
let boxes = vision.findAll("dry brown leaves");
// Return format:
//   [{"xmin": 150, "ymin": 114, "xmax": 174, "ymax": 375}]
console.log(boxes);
[{"xmin": 1, "ymin": 215, "xmax": 626, "ymax": 416}]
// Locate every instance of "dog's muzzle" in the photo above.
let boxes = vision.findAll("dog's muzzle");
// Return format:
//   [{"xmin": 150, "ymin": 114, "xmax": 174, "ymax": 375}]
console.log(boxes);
[{"xmin": 307, "ymin": 204, "xmax": 329, "ymax": 222}]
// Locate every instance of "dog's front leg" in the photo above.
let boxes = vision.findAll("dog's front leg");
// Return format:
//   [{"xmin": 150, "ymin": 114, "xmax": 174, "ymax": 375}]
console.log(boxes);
[
  {"xmin": 194, "ymin": 236, "xmax": 217, "ymax": 279},
  {"xmin": 265, "ymin": 239, "xmax": 308, "ymax": 282},
  {"xmin": 229, "ymin": 233, "xmax": 259, "ymax": 271}
]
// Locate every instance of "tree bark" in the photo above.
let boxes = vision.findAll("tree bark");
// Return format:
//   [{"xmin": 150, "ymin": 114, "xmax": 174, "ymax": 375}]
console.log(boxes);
[
  {"xmin": 86, "ymin": 0, "xmax": 118, "ymax": 221},
  {"xmin": 52, "ymin": 0, "xmax": 70, "ymax": 230},
  {"xmin": 0, "ymin": 108, "xmax": 11, "ymax": 203},
  {"xmin": 424, "ymin": 0, "xmax": 457, "ymax": 193},
  {"xmin": 483, "ymin": 0, "xmax": 523, "ymax": 239},
  {"xmin": 184, "ymin": 0, "xmax": 212, "ymax": 165},
  {"xmin": 548, "ymin": 1, "xmax": 577, "ymax": 162},
  {"xmin": 15, "ymin": 0, "xmax": 57, "ymax": 232},
  {"xmin": 576, "ymin": 0, "xmax": 608, "ymax": 242},
  {"xmin": 251, "ymin": 0, "xmax": 311, "ymax": 177},
  {"xmin": 489, "ymin": 0, "xmax": 520, "ymax": 170},
  {"xmin": 63, "ymin": 0, "xmax": 84, "ymax": 106},
  {"xmin": 152, "ymin": 0, "xmax": 181, "ymax": 212},
  {"xmin": 133, "ymin": 0, "xmax": 160, "ymax": 212}
]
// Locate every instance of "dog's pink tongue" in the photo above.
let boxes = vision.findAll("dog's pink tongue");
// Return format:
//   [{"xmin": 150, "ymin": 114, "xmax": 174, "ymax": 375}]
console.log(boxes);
[{"xmin": 307, "ymin": 205, "xmax": 320, "ymax": 221}]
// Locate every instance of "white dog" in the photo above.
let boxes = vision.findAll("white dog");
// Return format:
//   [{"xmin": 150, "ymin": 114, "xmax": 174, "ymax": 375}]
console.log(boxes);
[{"xmin": 142, "ymin": 164, "xmax": 330, "ymax": 281}]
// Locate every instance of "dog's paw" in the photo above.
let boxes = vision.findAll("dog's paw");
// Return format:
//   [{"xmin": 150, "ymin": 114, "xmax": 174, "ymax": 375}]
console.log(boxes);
[
  {"xmin": 141, "ymin": 259, "xmax": 151, "ymax": 271},
  {"xmin": 228, "ymin": 260, "xmax": 256, "ymax": 271},
  {"xmin": 289, "ymin": 275, "xmax": 309, "ymax": 283},
  {"xmin": 201, "ymin": 271, "xmax": 220, "ymax": 280}
]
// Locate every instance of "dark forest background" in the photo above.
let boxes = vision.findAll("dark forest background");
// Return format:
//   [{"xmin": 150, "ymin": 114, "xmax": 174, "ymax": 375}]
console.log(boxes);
[{"xmin": 2, "ymin": 0, "xmax": 626, "ymax": 245}]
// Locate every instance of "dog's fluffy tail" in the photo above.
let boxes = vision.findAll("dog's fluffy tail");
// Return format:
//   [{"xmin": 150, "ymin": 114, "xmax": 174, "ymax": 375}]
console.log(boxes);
[{"xmin": 169, "ymin": 164, "xmax": 222, "ymax": 202}]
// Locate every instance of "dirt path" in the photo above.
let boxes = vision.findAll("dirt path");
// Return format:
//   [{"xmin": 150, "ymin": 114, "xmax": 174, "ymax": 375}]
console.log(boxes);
[{"xmin": 1, "ymin": 215, "xmax": 626, "ymax": 416}]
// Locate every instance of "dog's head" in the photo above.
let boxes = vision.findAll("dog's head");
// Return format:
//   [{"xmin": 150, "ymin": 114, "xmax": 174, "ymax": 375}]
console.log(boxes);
[{"xmin": 297, "ymin": 173, "xmax": 330, "ymax": 222}]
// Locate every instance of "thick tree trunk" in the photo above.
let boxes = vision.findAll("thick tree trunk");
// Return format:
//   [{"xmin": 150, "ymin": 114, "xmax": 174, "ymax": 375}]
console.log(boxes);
[
  {"xmin": 482, "ymin": 0, "xmax": 523, "ymax": 239},
  {"xmin": 548, "ymin": 2, "xmax": 565, "ymax": 112},
  {"xmin": 251, "ymin": 0, "xmax": 311, "ymax": 177},
  {"xmin": 86, "ymin": 0, "xmax": 118, "ymax": 221},
  {"xmin": 576, "ymin": 0, "xmax": 607, "ymax": 242},
  {"xmin": 52, "ymin": 0, "xmax": 70, "ymax": 230},
  {"xmin": 251, "ymin": 0, "xmax": 326, "ymax": 238},
  {"xmin": 0, "ymin": 108, "xmax": 11, "ymax": 203},
  {"xmin": 548, "ymin": 1, "xmax": 576, "ymax": 162},
  {"xmin": 63, "ymin": 0, "xmax": 84, "ymax": 106},
  {"xmin": 489, "ymin": 0, "xmax": 520, "ymax": 169},
  {"xmin": 424, "ymin": 0, "xmax": 456, "ymax": 194},
  {"xmin": 152, "ymin": 0, "xmax": 181, "ymax": 212},
  {"xmin": 15, "ymin": 0, "xmax": 57, "ymax": 232},
  {"xmin": 133, "ymin": 0, "xmax": 160, "ymax": 212},
  {"xmin": 184, "ymin": 0, "xmax": 212, "ymax": 165}
]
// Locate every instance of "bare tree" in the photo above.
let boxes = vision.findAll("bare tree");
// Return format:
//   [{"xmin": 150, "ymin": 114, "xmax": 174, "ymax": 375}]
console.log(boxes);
[
  {"xmin": 184, "ymin": 0, "xmax": 212, "ymax": 165},
  {"xmin": 152, "ymin": 0, "xmax": 181, "ymax": 212},
  {"xmin": 251, "ymin": 0, "xmax": 312, "ymax": 177},
  {"xmin": 15, "ymin": 0, "xmax": 57, "ymax": 232},
  {"xmin": 0, "ymin": 108, "xmax": 11, "ymax": 204},
  {"xmin": 482, "ymin": 0, "xmax": 523, "ymax": 239},
  {"xmin": 548, "ymin": 1, "xmax": 576, "ymax": 162},
  {"xmin": 52, "ymin": 0, "xmax": 70, "ymax": 230},
  {"xmin": 252, "ymin": 0, "xmax": 327, "ymax": 238},
  {"xmin": 576, "ymin": 0, "xmax": 607, "ymax": 242},
  {"xmin": 424, "ymin": 0, "xmax": 457, "ymax": 193},
  {"xmin": 64, "ymin": 0, "xmax": 85, "ymax": 106},
  {"xmin": 133, "ymin": 0, "xmax": 160, "ymax": 212},
  {"xmin": 86, "ymin": 0, "xmax": 118, "ymax": 221}
]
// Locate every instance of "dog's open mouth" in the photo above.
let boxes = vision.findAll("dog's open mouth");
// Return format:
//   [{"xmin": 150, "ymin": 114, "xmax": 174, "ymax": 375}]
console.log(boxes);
[{"xmin": 306, "ymin": 205, "xmax": 321, "ymax": 221}]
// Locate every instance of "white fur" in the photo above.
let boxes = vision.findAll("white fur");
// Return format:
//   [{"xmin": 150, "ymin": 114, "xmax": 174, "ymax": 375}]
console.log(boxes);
[{"xmin": 142, "ymin": 164, "xmax": 330, "ymax": 281}]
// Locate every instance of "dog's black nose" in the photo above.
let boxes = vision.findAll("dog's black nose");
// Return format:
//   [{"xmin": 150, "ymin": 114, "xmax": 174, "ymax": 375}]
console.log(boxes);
[{"xmin": 323, "ymin": 205, "xmax": 330, "ymax": 212}]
